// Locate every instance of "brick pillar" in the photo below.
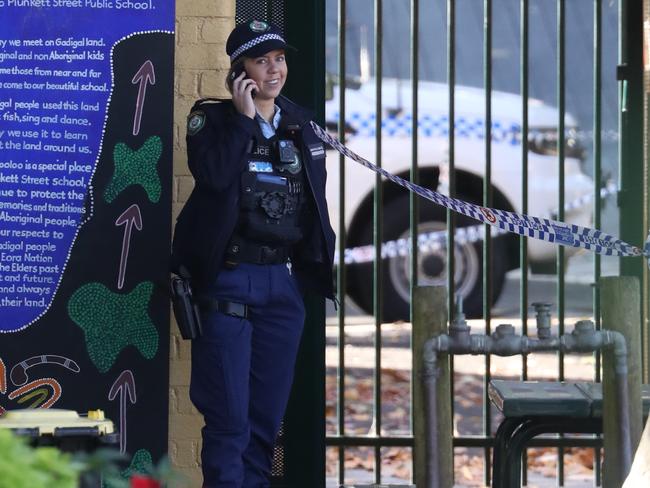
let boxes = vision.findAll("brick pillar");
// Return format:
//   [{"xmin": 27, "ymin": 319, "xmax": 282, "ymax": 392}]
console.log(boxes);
[{"xmin": 169, "ymin": 1, "xmax": 235, "ymax": 485}]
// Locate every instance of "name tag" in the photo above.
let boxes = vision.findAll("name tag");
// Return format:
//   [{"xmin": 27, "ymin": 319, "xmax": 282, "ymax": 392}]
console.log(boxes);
[
  {"xmin": 248, "ymin": 161, "xmax": 273, "ymax": 173},
  {"xmin": 308, "ymin": 143, "xmax": 325, "ymax": 159}
]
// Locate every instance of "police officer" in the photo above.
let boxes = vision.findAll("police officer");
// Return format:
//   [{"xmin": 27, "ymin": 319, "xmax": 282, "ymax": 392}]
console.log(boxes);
[{"xmin": 171, "ymin": 20, "xmax": 335, "ymax": 488}]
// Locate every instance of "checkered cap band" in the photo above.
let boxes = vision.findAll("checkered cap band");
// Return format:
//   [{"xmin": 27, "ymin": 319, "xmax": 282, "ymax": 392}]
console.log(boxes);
[{"xmin": 230, "ymin": 33, "xmax": 286, "ymax": 62}]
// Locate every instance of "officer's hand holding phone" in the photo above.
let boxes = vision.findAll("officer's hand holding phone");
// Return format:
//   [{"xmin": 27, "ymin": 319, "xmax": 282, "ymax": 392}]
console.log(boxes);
[{"xmin": 231, "ymin": 69, "xmax": 258, "ymax": 120}]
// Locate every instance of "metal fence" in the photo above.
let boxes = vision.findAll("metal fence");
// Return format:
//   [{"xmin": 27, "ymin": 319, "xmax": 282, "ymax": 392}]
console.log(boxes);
[
  {"xmin": 325, "ymin": 0, "xmax": 647, "ymax": 486},
  {"xmin": 236, "ymin": 0, "xmax": 649, "ymax": 486}
]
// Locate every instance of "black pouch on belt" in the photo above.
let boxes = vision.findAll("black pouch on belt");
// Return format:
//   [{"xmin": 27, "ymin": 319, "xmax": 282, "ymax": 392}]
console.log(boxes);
[{"xmin": 170, "ymin": 267, "xmax": 203, "ymax": 340}]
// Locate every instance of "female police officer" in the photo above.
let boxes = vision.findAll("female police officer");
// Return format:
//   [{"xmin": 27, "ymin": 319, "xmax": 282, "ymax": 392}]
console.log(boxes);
[{"xmin": 171, "ymin": 20, "xmax": 335, "ymax": 488}]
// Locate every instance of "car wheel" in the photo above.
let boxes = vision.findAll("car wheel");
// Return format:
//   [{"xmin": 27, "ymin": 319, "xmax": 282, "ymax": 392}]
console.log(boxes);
[{"xmin": 347, "ymin": 194, "xmax": 508, "ymax": 321}]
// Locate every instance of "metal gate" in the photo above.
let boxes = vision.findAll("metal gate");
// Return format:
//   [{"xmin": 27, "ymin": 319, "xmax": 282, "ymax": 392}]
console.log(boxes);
[
  {"xmin": 326, "ymin": 0, "xmax": 648, "ymax": 486},
  {"xmin": 235, "ymin": 2, "xmax": 327, "ymax": 487},
  {"xmin": 235, "ymin": 0, "xmax": 649, "ymax": 486}
]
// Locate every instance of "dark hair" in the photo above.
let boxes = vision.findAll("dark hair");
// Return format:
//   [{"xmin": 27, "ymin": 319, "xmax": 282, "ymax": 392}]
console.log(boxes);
[{"xmin": 225, "ymin": 59, "xmax": 246, "ymax": 94}]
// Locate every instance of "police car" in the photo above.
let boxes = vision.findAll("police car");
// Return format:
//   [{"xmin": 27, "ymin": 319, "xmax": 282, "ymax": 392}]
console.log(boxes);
[{"xmin": 325, "ymin": 78, "xmax": 594, "ymax": 320}]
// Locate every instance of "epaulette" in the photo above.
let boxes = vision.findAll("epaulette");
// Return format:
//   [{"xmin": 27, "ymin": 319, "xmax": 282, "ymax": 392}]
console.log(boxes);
[
  {"xmin": 187, "ymin": 98, "xmax": 234, "ymax": 136},
  {"xmin": 197, "ymin": 97, "xmax": 231, "ymax": 105},
  {"xmin": 276, "ymin": 95, "xmax": 312, "ymax": 126}
]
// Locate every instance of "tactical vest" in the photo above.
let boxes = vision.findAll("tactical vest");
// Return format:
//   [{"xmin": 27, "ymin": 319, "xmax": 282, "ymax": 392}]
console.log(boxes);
[{"xmin": 233, "ymin": 122, "xmax": 309, "ymax": 247}]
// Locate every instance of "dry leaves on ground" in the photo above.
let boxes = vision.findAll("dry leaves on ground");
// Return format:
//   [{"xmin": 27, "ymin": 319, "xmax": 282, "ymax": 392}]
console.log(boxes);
[{"xmin": 326, "ymin": 367, "xmax": 597, "ymax": 484}]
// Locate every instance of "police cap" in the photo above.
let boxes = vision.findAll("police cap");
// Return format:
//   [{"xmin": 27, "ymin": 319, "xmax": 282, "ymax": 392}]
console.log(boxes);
[{"xmin": 226, "ymin": 20, "xmax": 292, "ymax": 64}]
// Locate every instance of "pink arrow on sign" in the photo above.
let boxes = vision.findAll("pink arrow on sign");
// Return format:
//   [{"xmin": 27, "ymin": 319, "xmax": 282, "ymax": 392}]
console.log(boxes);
[
  {"xmin": 132, "ymin": 60, "xmax": 156, "ymax": 136},
  {"xmin": 108, "ymin": 370, "xmax": 137, "ymax": 454},
  {"xmin": 115, "ymin": 204, "xmax": 142, "ymax": 290}
]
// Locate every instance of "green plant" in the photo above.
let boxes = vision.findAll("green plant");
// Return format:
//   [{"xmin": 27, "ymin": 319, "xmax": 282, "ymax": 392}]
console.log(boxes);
[
  {"xmin": 0, "ymin": 428, "xmax": 82, "ymax": 488},
  {"xmin": 74, "ymin": 448, "xmax": 129, "ymax": 488},
  {"xmin": 100, "ymin": 451, "xmax": 186, "ymax": 488}
]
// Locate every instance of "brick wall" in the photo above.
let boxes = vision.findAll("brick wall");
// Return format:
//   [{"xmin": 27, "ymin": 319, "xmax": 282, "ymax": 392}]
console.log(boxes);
[{"xmin": 170, "ymin": 1, "xmax": 235, "ymax": 484}]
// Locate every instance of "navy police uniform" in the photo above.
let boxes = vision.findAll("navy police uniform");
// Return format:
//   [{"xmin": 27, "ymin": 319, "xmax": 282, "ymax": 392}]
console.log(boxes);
[{"xmin": 171, "ymin": 94, "xmax": 335, "ymax": 487}]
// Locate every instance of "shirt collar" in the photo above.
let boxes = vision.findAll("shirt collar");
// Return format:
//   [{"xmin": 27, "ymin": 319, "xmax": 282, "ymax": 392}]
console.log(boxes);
[{"xmin": 255, "ymin": 104, "xmax": 282, "ymax": 137}]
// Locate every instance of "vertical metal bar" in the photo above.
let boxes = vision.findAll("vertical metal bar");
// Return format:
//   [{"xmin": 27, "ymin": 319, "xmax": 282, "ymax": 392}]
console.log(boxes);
[
  {"xmin": 336, "ymin": 0, "xmax": 346, "ymax": 484},
  {"xmin": 520, "ymin": 0, "xmax": 529, "ymax": 383},
  {"xmin": 520, "ymin": 0, "xmax": 530, "ymax": 484},
  {"xmin": 409, "ymin": 2, "xmax": 420, "ymax": 479},
  {"xmin": 618, "ymin": 0, "xmax": 625, "ymax": 278},
  {"xmin": 619, "ymin": 0, "xmax": 647, "ymax": 385},
  {"xmin": 446, "ymin": 0, "xmax": 456, "ymax": 322},
  {"xmin": 409, "ymin": 0, "xmax": 419, "ymax": 309},
  {"xmin": 373, "ymin": 0, "xmax": 383, "ymax": 482},
  {"xmin": 617, "ymin": 0, "xmax": 645, "ymax": 382},
  {"xmin": 644, "ymin": 0, "xmax": 650, "ymax": 387},
  {"xmin": 556, "ymin": 0, "xmax": 567, "ymax": 382},
  {"xmin": 483, "ymin": 0, "xmax": 493, "ymax": 485},
  {"xmin": 281, "ymin": 1, "xmax": 327, "ymax": 483},
  {"xmin": 613, "ymin": 0, "xmax": 650, "ymax": 473},
  {"xmin": 593, "ymin": 0, "xmax": 603, "ymax": 484},
  {"xmin": 446, "ymin": 2, "xmax": 456, "ymax": 483},
  {"xmin": 556, "ymin": 0, "xmax": 566, "ymax": 484}
]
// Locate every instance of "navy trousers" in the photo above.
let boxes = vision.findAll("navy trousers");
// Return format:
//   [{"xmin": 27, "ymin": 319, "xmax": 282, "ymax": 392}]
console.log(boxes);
[{"xmin": 190, "ymin": 262, "xmax": 305, "ymax": 488}]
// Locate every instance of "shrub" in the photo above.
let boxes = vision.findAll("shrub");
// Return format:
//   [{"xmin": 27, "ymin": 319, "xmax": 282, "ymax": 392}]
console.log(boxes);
[{"xmin": 0, "ymin": 428, "xmax": 82, "ymax": 488}]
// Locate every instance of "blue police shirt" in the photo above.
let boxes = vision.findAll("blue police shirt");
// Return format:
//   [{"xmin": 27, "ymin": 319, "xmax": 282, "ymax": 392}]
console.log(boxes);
[{"xmin": 255, "ymin": 105, "xmax": 281, "ymax": 138}]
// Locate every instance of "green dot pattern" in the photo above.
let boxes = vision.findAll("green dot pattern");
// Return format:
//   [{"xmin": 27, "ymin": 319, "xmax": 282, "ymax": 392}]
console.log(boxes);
[
  {"xmin": 122, "ymin": 449, "xmax": 154, "ymax": 478},
  {"xmin": 104, "ymin": 136, "xmax": 162, "ymax": 203},
  {"xmin": 102, "ymin": 449, "xmax": 154, "ymax": 488},
  {"xmin": 67, "ymin": 282, "xmax": 159, "ymax": 373}
]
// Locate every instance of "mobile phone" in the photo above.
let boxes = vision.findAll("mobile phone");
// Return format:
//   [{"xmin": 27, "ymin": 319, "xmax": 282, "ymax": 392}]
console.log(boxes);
[{"xmin": 230, "ymin": 66, "xmax": 257, "ymax": 99}]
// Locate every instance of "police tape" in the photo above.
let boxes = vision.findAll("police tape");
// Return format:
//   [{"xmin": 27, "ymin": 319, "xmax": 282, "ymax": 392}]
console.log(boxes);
[
  {"xmin": 310, "ymin": 121, "xmax": 650, "ymax": 264},
  {"xmin": 338, "ymin": 224, "xmax": 496, "ymax": 265},
  {"xmin": 334, "ymin": 181, "xmax": 618, "ymax": 265}
]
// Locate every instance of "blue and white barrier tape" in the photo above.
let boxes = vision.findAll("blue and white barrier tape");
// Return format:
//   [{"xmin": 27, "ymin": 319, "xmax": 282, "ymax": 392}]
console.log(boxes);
[
  {"xmin": 310, "ymin": 121, "xmax": 650, "ymax": 264},
  {"xmin": 334, "ymin": 182, "xmax": 619, "ymax": 265},
  {"xmin": 551, "ymin": 180, "xmax": 616, "ymax": 218},
  {"xmin": 339, "ymin": 225, "xmax": 498, "ymax": 265}
]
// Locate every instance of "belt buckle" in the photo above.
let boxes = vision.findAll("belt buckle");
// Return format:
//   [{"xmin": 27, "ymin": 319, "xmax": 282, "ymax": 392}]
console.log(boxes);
[{"xmin": 220, "ymin": 300, "xmax": 249, "ymax": 319}]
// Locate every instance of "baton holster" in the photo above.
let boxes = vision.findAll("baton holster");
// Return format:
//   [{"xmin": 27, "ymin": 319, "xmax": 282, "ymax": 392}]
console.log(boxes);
[{"xmin": 170, "ymin": 268, "xmax": 202, "ymax": 340}]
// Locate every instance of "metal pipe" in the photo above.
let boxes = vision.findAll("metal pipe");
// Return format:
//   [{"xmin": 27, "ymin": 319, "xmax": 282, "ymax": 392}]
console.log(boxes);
[
  {"xmin": 532, "ymin": 302, "xmax": 552, "ymax": 339},
  {"xmin": 422, "ymin": 337, "xmax": 440, "ymax": 488},
  {"xmin": 423, "ymin": 304, "xmax": 632, "ymax": 485},
  {"xmin": 616, "ymin": 371, "xmax": 633, "ymax": 473},
  {"xmin": 559, "ymin": 321, "xmax": 632, "ymax": 475}
]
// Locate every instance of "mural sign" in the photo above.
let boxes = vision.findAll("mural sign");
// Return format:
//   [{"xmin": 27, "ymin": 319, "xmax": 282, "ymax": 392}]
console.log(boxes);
[{"xmin": 0, "ymin": 1, "xmax": 173, "ymax": 468}]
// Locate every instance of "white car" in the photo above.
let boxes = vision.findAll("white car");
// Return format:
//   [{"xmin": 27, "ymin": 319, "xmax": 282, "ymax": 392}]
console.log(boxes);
[{"xmin": 325, "ymin": 78, "xmax": 594, "ymax": 320}]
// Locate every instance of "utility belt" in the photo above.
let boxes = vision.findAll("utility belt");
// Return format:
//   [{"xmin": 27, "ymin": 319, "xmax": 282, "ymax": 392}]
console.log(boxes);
[
  {"xmin": 224, "ymin": 238, "xmax": 291, "ymax": 267},
  {"xmin": 195, "ymin": 297, "xmax": 249, "ymax": 319}
]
